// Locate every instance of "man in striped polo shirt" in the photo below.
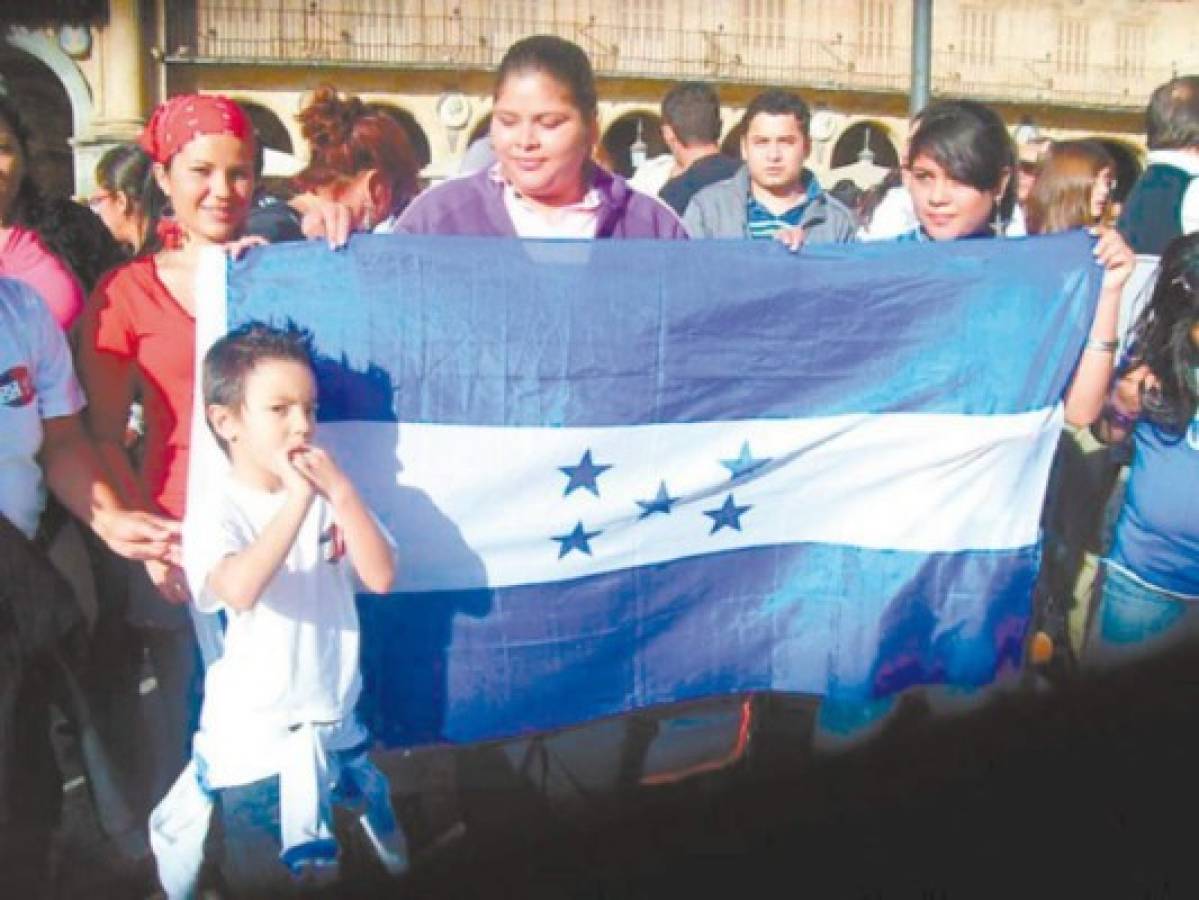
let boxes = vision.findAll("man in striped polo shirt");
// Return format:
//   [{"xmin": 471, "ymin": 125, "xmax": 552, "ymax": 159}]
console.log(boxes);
[{"xmin": 682, "ymin": 88, "xmax": 857, "ymax": 247}]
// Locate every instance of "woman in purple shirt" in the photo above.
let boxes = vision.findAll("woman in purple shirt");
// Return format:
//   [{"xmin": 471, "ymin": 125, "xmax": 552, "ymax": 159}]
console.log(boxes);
[{"xmin": 396, "ymin": 35, "xmax": 686, "ymax": 241}]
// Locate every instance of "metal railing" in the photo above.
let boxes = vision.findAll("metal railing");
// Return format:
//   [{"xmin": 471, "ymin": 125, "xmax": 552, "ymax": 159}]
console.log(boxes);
[{"xmin": 164, "ymin": 2, "xmax": 1173, "ymax": 110}]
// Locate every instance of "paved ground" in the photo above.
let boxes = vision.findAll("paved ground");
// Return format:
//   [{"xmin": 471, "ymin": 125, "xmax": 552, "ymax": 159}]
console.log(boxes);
[{"xmin": 47, "ymin": 646, "xmax": 1199, "ymax": 898}]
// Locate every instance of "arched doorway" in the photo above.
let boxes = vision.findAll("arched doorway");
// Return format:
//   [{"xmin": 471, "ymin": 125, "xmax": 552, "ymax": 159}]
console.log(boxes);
[
  {"xmin": 830, "ymin": 121, "xmax": 899, "ymax": 170},
  {"xmin": 0, "ymin": 43, "xmax": 76, "ymax": 196},
  {"xmin": 367, "ymin": 103, "xmax": 431, "ymax": 170},
  {"xmin": 238, "ymin": 100, "xmax": 293, "ymax": 154},
  {"xmin": 720, "ymin": 122, "xmax": 745, "ymax": 161},
  {"xmin": 467, "ymin": 113, "xmax": 492, "ymax": 147},
  {"xmin": 601, "ymin": 111, "xmax": 667, "ymax": 178}
]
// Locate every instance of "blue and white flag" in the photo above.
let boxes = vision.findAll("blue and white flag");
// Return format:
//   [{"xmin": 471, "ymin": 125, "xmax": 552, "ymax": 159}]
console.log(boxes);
[{"xmin": 188, "ymin": 231, "xmax": 1101, "ymax": 747}]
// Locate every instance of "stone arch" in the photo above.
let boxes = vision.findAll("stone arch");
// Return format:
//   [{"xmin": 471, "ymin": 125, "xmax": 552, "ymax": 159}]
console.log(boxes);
[
  {"xmin": 2, "ymin": 27, "xmax": 93, "ymax": 195},
  {"xmin": 366, "ymin": 102, "xmax": 431, "ymax": 170},
  {"xmin": 236, "ymin": 99, "xmax": 294, "ymax": 155},
  {"xmin": 600, "ymin": 110, "xmax": 667, "ymax": 178},
  {"xmin": 719, "ymin": 120, "xmax": 744, "ymax": 160},
  {"xmin": 467, "ymin": 113, "xmax": 492, "ymax": 146},
  {"xmin": 830, "ymin": 120, "xmax": 899, "ymax": 170}
]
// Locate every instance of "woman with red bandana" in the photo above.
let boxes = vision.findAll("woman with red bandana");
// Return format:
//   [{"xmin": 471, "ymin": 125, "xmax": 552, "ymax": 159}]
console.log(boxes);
[{"xmin": 77, "ymin": 94, "xmax": 261, "ymax": 830}]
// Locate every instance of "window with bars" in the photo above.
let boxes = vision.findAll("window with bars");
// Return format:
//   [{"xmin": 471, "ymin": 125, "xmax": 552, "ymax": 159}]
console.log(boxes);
[
  {"xmin": 960, "ymin": 6, "xmax": 996, "ymax": 67},
  {"xmin": 856, "ymin": 0, "xmax": 894, "ymax": 65},
  {"xmin": 1116, "ymin": 22, "xmax": 1146, "ymax": 78},
  {"xmin": 1056, "ymin": 18, "xmax": 1089, "ymax": 75},
  {"xmin": 740, "ymin": 0, "xmax": 787, "ymax": 51},
  {"xmin": 622, "ymin": 0, "xmax": 665, "ymax": 34},
  {"xmin": 614, "ymin": 0, "xmax": 666, "ymax": 71},
  {"xmin": 493, "ymin": 0, "xmax": 539, "ymax": 37}
]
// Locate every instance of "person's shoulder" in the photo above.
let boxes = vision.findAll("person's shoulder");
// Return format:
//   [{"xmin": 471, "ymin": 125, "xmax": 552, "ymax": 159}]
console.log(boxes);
[
  {"xmin": 685, "ymin": 167, "xmax": 746, "ymax": 217},
  {"xmin": 621, "ymin": 181, "xmax": 689, "ymax": 239},
  {"xmin": 816, "ymin": 191, "xmax": 859, "ymax": 229},
  {"xmin": 93, "ymin": 254, "xmax": 155, "ymax": 296},
  {"xmin": 689, "ymin": 169, "xmax": 742, "ymax": 202},
  {"xmin": 396, "ymin": 170, "xmax": 492, "ymax": 234}
]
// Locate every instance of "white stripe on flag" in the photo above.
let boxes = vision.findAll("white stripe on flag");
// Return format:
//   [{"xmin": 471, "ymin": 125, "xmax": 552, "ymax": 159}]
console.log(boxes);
[{"xmin": 318, "ymin": 406, "xmax": 1062, "ymax": 592}]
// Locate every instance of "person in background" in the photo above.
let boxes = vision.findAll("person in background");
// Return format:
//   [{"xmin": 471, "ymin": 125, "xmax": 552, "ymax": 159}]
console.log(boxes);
[
  {"xmin": 0, "ymin": 273, "xmax": 180, "ymax": 896},
  {"xmin": 857, "ymin": 167, "xmax": 916, "ymax": 241},
  {"xmin": 0, "ymin": 95, "xmax": 123, "ymax": 331},
  {"xmin": 248, "ymin": 86, "xmax": 420, "ymax": 241},
  {"xmin": 1026, "ymin": 140, "xmax": 1117, "ymax": 235},
  {"xmin": 1118, "ymin": 75, "xmax": 1199, "ymax": 254},
  {"xmin": 91, "ymin": 143, "xmax": 167, "ymax": 257},
  {"xmin": 682, "ymin": 88, "xmax": 857, "ymax": 249},
  {"xmin": 396, "ymin": 35, "xmax": 686, "ymax": 239},
  {"xmin": 657, "ymin": 81, "xmax": 739, "ymax": 216},
  {"xmin": 827, "ymin": 178, "xmax": 866, "ymax": 225},
  {"xmin": 1023, "ymin": 138, "xmax": 1121, "ymax": 677},
  {"xmin": 1087, "ymin": 233, "xmax": 1199, "ymax": 666},
  {"xmin": 295, "ymin": 85, "xmax": 421, "ymax": 233},
  {"xmin": 1007, "ymin": 136, "xmax": 1051, "ymax": 237}
]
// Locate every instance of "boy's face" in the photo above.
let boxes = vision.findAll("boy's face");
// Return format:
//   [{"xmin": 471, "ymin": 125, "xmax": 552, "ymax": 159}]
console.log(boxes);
[{"xmin": 209, "ymin": 358, "xmax": 317, "ymax": 489}]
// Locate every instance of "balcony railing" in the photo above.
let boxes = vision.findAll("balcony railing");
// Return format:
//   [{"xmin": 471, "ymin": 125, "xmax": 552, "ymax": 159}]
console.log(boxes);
[{"xmin": 164, "ymin": 3, "xmax": 1173, "ymax": 110}]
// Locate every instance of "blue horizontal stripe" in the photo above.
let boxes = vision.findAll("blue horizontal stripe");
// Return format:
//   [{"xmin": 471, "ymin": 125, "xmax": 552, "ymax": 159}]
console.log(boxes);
[
  {"xmin": 356, "ymin": 541, "xmax": 1036, "ymax": 746},
  {"xmin": 226, "ymin": 231, "xmax": 1100, "ymax": 427}
]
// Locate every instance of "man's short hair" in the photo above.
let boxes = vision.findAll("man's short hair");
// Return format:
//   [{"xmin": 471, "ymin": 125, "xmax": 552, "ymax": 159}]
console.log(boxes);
[
  {"xmin": 661, "ymin": 82, "xmax": 722, "ymax": 146},
  {"xmin": 203, "ymin": 322, "xmax": 314, "ymax": 412},
  {"xmin": 741, "ymin": 89, "xmax": 811, "ymax": 138},
  {"xmin": 1147, "ymin": 75, "xmax": 1199, "ymax": 150}
]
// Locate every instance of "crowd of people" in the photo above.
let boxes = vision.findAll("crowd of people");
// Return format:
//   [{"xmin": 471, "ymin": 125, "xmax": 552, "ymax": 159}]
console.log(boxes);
[{"xmin": 1, "ymin": 31, "xmax": 1197, "ymax": 897}]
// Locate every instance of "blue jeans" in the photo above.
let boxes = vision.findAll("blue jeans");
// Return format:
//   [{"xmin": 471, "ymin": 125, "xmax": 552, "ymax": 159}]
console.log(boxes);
[{"xmin": 1086, "ymin": 562, "xmax": 1199, "ymax": 669}]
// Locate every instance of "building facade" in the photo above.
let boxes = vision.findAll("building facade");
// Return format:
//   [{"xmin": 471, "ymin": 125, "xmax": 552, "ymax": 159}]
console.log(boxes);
[{"xmin": 4, "ymin": 0, "xmax": 1199, "ymax": 198}]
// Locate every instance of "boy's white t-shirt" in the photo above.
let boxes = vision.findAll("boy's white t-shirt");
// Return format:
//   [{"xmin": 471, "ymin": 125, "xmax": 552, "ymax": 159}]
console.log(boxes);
[{"xmin": 188, "ymin": 476, "xmax": 388, "ymax": 788}]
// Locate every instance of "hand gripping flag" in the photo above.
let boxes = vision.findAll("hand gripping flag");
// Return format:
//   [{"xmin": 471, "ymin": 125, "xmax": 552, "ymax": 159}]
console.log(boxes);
[{"xmin": 187, "ymin": 231, "xmax": 1101, "ymax": 747}]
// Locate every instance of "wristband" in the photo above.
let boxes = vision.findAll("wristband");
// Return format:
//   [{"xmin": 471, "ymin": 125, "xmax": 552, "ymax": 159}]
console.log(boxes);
[{"xmin": 1084, "ymin": 337, "xmax": 1119, "ymax": 353}]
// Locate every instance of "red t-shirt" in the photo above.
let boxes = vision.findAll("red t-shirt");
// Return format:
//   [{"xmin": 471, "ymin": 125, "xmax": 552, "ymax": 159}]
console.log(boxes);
[{"xmin": 89, "ymin": 256, "xmax": 195, "ymax": 518}]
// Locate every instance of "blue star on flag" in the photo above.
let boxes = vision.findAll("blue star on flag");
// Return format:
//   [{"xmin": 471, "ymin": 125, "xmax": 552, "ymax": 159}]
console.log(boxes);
[
  {"xmin": 553, "ymin": 522, "xmax": 602, "ymax": 558},
  {"xmin": 636, "ymin": 481, "xmax": 678, "ymax": 519},
  {"xmin": 559, "ymin": 449, "xmax": 612, "ymax": 497},
  {"xmin": 704, "ymin": 494, "xmax": 752, "ymax": 534},
  {"xmin": 720, "ymin": 441, "xmax": 771, "ymax": 480}
]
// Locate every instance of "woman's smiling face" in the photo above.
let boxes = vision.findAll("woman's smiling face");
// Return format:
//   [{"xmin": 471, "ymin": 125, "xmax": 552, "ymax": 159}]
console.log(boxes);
[
  {"xmin": 490, "ymin": 69, "xmax": 596, "ymax": 211},
  {"xmin": 906, "ymin": 152, "xmax": 1004, "ymax": 241}
]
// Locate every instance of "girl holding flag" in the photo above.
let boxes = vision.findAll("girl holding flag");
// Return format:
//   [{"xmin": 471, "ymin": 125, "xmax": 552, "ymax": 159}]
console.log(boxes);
[{"xmin": 78, "ymin": 93, "xmax": 263, "ymax": 832}]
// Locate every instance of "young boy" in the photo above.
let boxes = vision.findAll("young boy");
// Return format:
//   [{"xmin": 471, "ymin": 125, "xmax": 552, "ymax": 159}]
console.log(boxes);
[{"xmin": 157, "ymin": 323, "xmax": 406, "ymax": 895}]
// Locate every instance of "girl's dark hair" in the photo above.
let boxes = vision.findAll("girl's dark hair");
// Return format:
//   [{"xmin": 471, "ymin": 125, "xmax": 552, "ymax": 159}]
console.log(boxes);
[
  {"xmin": 1024, "ymin": 139, "xmax": 1115, "ymax": 235},
  {"xmin": 0, "ymin": 95, "xmax": 125, "ymax": 291},
  {"xmin": 294, "ymin": 85, "xmax": 420, "ymax": 214},
  {"xmin": 495, "ymin": 35, "xmax": 597, "ymax": 120},
  {"xmin": 95, "ymin": 142, "xmax": 168, "ymax": 256},
  {"xmin": 906, "ymin": 99, "xmax": 1016, "ymax": 226},
  {"xmin": 1124, "ymin": 232, "xmax": 1199, "ymax": 433}
]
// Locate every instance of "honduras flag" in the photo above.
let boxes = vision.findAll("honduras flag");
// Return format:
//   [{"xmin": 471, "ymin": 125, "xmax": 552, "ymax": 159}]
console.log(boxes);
[{"xmin": 188, "ymin": 231, "xmax": 1101, "ymax": 748}]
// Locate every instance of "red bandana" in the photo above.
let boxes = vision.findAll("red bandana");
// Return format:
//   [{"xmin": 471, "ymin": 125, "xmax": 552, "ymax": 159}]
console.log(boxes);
[{"xmin": 138, "ymin": 94, "xmax": 254, "ymax": 165}]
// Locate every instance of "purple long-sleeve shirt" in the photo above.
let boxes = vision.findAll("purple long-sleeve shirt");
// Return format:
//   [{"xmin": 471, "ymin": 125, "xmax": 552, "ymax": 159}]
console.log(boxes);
[{"xmin": 394, "ymin": 164, "xmax": 688, "ymax": 240}]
